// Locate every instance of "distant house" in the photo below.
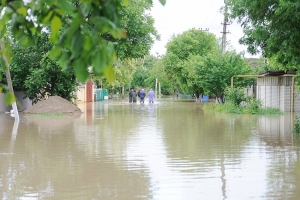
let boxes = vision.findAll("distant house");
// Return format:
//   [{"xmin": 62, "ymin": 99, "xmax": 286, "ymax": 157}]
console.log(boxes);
[
  {"xmin": 245, "ymin": 58, "xmax": 263, "ymax": 68},
  {"xmin": 232, "ymin": 70, "xmax": 299, "ymax": 112},
  {"xmin": 75, "ymin": 81, "xmax": 95, "ymax": 103}
]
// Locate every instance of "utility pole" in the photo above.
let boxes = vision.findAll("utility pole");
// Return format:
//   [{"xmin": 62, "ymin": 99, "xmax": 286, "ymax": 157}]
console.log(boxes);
[{"xmin": 221, "ymin": 0, "xmax": 230, "ymax": 55}]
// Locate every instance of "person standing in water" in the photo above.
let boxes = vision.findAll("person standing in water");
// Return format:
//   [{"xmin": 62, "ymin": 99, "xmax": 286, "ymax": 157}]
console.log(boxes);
[
  {"xmin": 148, "ymin": 88, "xmax": 155, "ymax": 103},
  {"xmin": 139, "ymin": 89, "xmax": 146, "ymax": 103},
  {"xmin": 132, "ymin": 89, "xmax": 137, "ymax": 103},
  {"xmin": 129, "ymin": 88, "xmax": 133, "ymax": 103}
]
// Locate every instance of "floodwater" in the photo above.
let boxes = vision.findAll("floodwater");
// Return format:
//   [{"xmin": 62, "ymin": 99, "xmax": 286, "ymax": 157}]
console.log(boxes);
[{"xmin": 1, "ymin": 98, "xmax": 300, "ymax": 200}]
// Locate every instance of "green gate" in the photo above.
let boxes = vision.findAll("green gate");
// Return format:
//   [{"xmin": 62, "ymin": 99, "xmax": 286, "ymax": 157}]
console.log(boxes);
[{"xmin": 95, "ymin": 89, "xmax": 108, "ymax": 101}]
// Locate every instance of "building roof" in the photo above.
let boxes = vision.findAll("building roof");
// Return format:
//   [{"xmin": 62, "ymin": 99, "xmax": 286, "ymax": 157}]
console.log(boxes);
[
  {"xmin": 245, "ymin": 58, "xmax": 262, "ymax": 68},
  {"xmin": 260, "ymin": 70, "xmax": 296, "ymax": 76}
]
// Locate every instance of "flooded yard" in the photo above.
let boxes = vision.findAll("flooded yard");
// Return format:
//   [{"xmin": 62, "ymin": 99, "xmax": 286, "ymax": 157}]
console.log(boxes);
[{"xmin": 1, "ymin": 98, "xmax": 300, "ymax": 199}]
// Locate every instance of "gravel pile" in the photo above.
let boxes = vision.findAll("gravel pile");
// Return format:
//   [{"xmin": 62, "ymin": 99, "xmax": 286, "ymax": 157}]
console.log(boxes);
[{"xmin": 23, "ymin": 96, "xmax": 82, "ymax": 114}]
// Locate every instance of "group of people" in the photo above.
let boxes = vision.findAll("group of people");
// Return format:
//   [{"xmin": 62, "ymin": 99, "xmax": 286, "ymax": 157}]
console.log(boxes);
[{"xmin": 129, "ymin": 88, "xmax": 155, "ymax": 103}]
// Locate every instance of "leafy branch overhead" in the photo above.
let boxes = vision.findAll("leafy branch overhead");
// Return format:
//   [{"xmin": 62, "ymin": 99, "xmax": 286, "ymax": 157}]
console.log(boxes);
[
  {"xmin": 0, "ymin": 0, "xmax": 164, "ymax": 83},
  {"xmin": 227, "ymin": 0, "xmax": 300, "ymax": 68}
]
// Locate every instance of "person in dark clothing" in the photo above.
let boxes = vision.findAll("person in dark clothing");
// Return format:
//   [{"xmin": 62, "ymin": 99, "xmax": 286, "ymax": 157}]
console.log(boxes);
[
  {"xmin": 137, "ymin": 90, "xmax": 141, "ymax": 100},
  {"xmin": 139, "ymin": 89, "xmax": 146, "ymax": 103},
  {"xmin": 129, "ymin": 88, "xmax": 133, "ymax": 103},
  {"xmin": 132, "ymin": 89, "xmax": 137, "ymax": 103}
]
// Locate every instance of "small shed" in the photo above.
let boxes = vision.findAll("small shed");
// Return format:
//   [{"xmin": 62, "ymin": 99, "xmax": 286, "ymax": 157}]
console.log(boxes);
[
  {"xmin": 232, "ymin": 70, "xmax": 299, "ymax": 112},
  {"xmin": 76, "ymin": 81, "xmax": 95, "ymax": 103},
  {"xmin": 95, "ymin": 89, "xmax": 108, "ymax": 101}
]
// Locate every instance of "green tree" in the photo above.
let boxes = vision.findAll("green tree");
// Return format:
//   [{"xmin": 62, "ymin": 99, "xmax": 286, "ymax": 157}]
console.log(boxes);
[
  {"xmin": 163, "ymin": 28, "xmax": 218, "ymax": 94},
  {"xmin": 131, "ymin": 55, "xmax": 156, "ymax": 88},
  {"xmin": 100, "ymin": 58, "xmax": 138, "ymax": 95},
  {"xmin": 0, "ymin": 0, "xmax": 164, "ymax": 93},
  {"xmin": 145, "ymin": 57, "xmax": 173, "ymax": 95},
  {"xmin": 116, "ymin": 1, "xmax": 159, "ymax": 59},
  {"xmin": 227, "ymin": 0, "xmax": 300, "ymax": 68},
  {"xmin": 193, "ymin": 51, "xmax": 252, "ymax": 102},
  {"xmin": 1, "ymin": 33, "xmax": 77, "ymax": 103},
  {"xmin": 24, "ymin": 53, "xmax": 77, "ymax": 103},
  {"xmin": 1, "ymin": 34, "xmax": 52, "ymax": 91}
]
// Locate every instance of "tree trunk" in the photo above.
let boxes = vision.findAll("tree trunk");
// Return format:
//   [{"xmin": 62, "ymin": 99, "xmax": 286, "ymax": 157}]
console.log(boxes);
[
  {"xmin": 1, "ymin": 39, "xmax": 19, "ymax": 120},
  {"xmin": 216, "ymin": 94, "xmax": 225, "ymax": 104},
  {"xmin": 51, "ymin": 78, "xmax": 56, "ymax": 96}
]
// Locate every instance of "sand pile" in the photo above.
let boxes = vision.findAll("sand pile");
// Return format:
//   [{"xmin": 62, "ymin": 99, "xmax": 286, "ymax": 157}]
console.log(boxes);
[{"xmin": 23, "ymin": 96, "xmax": 82, "ymax": 114}]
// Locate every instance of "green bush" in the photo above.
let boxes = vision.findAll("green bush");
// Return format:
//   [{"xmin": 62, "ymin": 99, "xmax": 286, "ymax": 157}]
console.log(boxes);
[
  {"xmin": 244, "ymin": 97, "xmax": 262, "ymax": 114},
  {"xmin": 204, "ymin": 86, "xmax": 282, "ymax": 115},
  {"xmin": 213, "ymin": 102, "xmax": 243, "ymax": 114},
  {"xmin": 294, "ymin": 116, "xmax": 300, "ymax": 134},
  {"xmin": 225, "ymin": 87, "xmax": 246, "ymax": 106},
  {"xmin": 204, "ymin": 97, "xmax": 282, "ymax": 115}
]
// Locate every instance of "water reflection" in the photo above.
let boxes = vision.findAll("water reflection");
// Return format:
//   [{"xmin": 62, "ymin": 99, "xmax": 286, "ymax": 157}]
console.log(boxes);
[{"xmin": 1, "ymin": 100, "xmax": 300, "ymax": 199}]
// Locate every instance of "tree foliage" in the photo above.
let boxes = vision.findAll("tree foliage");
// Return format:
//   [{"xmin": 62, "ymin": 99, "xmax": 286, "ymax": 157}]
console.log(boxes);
[
  {"xmin": 0, "ymin": 0, "xmax": 162, "ymax": 104},
  {"xmin": 0, "ymin": 0, "xmax": 162, "ymax": 85},
  {"xmin": 194, "ymin": 51, "xmax": 252, "ymax": 101},
  {"xmin": 131, "ymin": 55, "xmax": 156, "ymax": 88},
  {"xmin": 227, "ymin": 0, "xmax": 300, "ymax": 67},
  {"xmin": 166, "ymin": 28, "xmax": 218, "ymax": 60},
  {"xmin": 24, "ymin": 53, "xmax": 77, "ymax": 103},
  {"xmin": 0, "ymin": 34, "xmax": 52, "ymax": 91},
  {"xmin": 116, "ymin": 1, "xmax": 159, "ymax": 59},
  {"xmin": 145, "ymin": 57, "xmax": 173, "ymax": 94},
  {"xmin": 163, "ymin": 29, "xmax": 218, "ymax": 94},
  {"xmin": 99, "ymin": 58, "xmax": 138, "ymax": 93},
  {"xmin": 1, "ymin": 33, "xmax": 77, "ymax": 103}
]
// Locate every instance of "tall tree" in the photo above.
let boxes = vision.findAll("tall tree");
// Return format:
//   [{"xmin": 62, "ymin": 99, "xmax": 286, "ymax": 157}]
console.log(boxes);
[
  {"xmin": 145, "ymin": 57, "xmax": 173, "ymax": 95},
  {"xmin": 0, "ymin": 34, "xmax": 52, "ymax": 91},
  {"xmin": 131, "ymin": 55, "xmax": 156, "ymax": 88},
  {"xmin": 100, "ymin": 58, "xmax": 138, "ymax": 94},
  {"xmin": 163, "ymin": 28, "xmax": 218, "ymax": 94},
  {"xmin": 116, "ymin": 1, "xmax": 159, "ymax": 59},
  {"xmin": 1, "ymin": 33, "xmax": 77, "ymax": 103},
  {"xmin": 227, "ymin": 0, "xmax": 300, "ymax": 67},
  {"xmin": 193, "ymin": 51, "xmax": 252, "ymax": 102},
  {"xmin": 24, "ymin": 53, "xmax": 77, "ymax": 103},
  {"xmin": 0, "ymin": 0, "xmax": 164, "ymax": 98}
]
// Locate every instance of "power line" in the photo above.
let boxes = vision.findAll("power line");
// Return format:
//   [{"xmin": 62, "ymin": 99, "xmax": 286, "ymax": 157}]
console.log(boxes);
[{"xmin": 204, "ymin": 0, "xmax": 215, "ymax": 26}]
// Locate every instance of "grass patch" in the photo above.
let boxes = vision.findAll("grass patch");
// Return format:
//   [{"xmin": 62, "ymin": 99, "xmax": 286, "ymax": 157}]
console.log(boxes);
[
  {"xmin": 32, "ymin": 113, "xmax": 66, "ymax": 117},
  {"xmin": 204, "ymin": 103, "xmax": 282, "ymax": 115}
]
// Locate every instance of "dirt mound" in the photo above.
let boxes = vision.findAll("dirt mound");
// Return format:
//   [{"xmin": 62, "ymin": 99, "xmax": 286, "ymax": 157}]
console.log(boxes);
[{"xmin": 23, "ymin": 96, "xmax": 82, "ymax": 114}]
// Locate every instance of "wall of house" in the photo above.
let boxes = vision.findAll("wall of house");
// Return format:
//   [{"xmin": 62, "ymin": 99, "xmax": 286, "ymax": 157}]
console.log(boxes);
[
  {"xmin": 76, "ymin": 86, "xmax": 86, "ymax": 103},
  {"xmin": 75, "ymin": 82, "xmax": 95, "ymax": 104},
  {"xmin": 280, "ymin": 86, "xmax": 291, "ymax": 112},
  {"xmin": 0, "ymin": 92, "xmax": 32, "ymax": 112},
  {"xmin": 257, "ymin": 85, "xmax": 280, "ymax": 109},
  {"xmin": 256, "ymin": 76, "xmax": 299, "ymax": 112}
]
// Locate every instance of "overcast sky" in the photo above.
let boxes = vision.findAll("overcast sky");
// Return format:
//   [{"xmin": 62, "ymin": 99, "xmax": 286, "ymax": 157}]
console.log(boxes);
[{"xmin": 149, "ymin": 0, "xmax": 260, "ymax": 58}]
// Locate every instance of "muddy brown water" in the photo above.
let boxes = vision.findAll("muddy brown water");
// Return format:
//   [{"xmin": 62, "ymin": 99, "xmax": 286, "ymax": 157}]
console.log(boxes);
[{"xmin": 1, "ymin": 98, "xmax": 300, "ymax": 199}]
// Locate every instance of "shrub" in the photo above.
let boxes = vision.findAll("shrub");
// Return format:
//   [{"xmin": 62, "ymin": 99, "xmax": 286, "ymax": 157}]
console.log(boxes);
[
  {"xmin": 204, "ymin": 86, "xmax": 282, "ymax": 115},
  {"xmin": 294, "ymin": 116, "xmax": 300, "ymax": 134},
  {"xmin": 225, "ymin": 87, "xmax": 246, "ymax": 106},
  {"xmin": 244, "ymin": 97, "xmax": 262, "ymax": 114},
  {"xmin": 204, "ymin": 96, "xmax": 282, "ymax": 115}
]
